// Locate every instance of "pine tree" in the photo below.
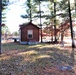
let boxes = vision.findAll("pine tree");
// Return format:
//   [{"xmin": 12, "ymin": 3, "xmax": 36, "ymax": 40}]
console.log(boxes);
[{"xmin": 0, "ymin": 0, "xmax": 9, "ymax": 54}]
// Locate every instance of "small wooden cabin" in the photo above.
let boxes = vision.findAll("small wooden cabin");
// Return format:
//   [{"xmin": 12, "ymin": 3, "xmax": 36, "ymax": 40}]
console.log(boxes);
[{"xmin": 19, "ymin": 22, "xmax": 40, "ymax": 44}]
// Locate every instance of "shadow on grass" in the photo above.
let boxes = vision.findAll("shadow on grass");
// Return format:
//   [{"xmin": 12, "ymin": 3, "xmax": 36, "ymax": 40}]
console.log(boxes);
[{"xmin": 0, "ymin": 42, "xmax": 76, "ymax": 75}]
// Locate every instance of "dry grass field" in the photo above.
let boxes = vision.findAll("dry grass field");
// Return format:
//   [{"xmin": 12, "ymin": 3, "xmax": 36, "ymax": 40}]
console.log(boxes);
[{"xmin": 0, "ymin": 42, "xmax": 76, "ymax": 75}]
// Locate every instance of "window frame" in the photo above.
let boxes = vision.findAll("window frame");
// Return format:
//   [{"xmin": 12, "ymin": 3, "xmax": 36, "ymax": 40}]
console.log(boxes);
[{"xmin": 27, "ymin": 30, "xmax": 33, "ymax": 39}]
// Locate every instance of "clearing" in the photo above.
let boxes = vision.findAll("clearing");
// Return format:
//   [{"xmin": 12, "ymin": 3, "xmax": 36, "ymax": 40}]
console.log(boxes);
[{"xmin": 0, "ymin": 42, "xmax": 76, "ymax": 75}]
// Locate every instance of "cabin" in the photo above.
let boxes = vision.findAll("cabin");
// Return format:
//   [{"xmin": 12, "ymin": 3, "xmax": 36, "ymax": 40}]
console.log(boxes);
[{"xmin": 19, "ymin": 22, "xmax": 40, "ymax": 44}]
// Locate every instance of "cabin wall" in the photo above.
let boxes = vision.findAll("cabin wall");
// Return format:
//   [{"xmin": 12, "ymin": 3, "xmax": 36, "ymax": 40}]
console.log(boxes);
[{"xmin": 21, "ymin": 24, "xmax": 39, "ymax": 42}]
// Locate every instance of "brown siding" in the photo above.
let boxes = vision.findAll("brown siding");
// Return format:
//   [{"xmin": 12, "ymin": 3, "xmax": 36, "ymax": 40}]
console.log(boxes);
[{"xmin": 21, "ymin": 23, "xmax": 39, "ymax": 42}]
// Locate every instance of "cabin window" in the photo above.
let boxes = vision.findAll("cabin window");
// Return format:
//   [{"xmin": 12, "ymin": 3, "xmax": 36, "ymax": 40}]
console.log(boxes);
[{"xmin": 27, "ymin": 30, "xmax": 33, "ymax": 39}]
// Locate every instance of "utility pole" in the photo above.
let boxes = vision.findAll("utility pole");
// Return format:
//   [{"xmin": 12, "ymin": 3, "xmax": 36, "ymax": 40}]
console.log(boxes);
[
  {"xmin": 68, "ymin": 0, "xmax": 75, "ymax": 48},
  {"xmin": 0, "ymin": 0, "xmax": 2, "ymax": 54}
]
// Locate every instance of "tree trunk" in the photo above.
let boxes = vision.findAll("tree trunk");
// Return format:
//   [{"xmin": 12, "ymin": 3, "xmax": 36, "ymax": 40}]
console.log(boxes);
[
  {"xmin": 68, "ymin": 0, "xmax": 75, "ymax": 48},
  {"xmin": 39, "ymin": 0, "xmax": 42, "ymax": 43},
  {"xmin": 54, "ymin": 1, "xmax": 57, "ymax": 42},
  {"xmin": 29, "ymin": 6, "xmax": 32, "ymax": 22},
  {"xmin": 74, "ymin": 0, "xmax": 76, "ymax": 13},
  {"xmin": 0, "ymin": 0, "xmax": 2, "ymax": 54},
  {"xmin": 51, "ymin": 35, "xmax": 53, "ymax": 42},
  {"xmin": 29, "ymin": 0, "xmax": 32, "ymax": 22},
  {"xmin": 61, "ymin": 31, "xmax": 64, "ymax": 46}
]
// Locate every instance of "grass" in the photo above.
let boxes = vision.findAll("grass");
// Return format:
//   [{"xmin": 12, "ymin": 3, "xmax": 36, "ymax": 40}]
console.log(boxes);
[{"xmin": 0, "ymin": 42, "xmax": 76, "ymax": 75}]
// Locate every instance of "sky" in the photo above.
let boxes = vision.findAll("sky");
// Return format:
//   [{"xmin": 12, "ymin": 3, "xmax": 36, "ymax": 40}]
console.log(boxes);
[
  {"xmin": 5, "ymin": 0, "xmax": 27, "ymax": 33},
  {"xmin": 5, "ymin": 0, "xmax": 74, "ymax": 33}
]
